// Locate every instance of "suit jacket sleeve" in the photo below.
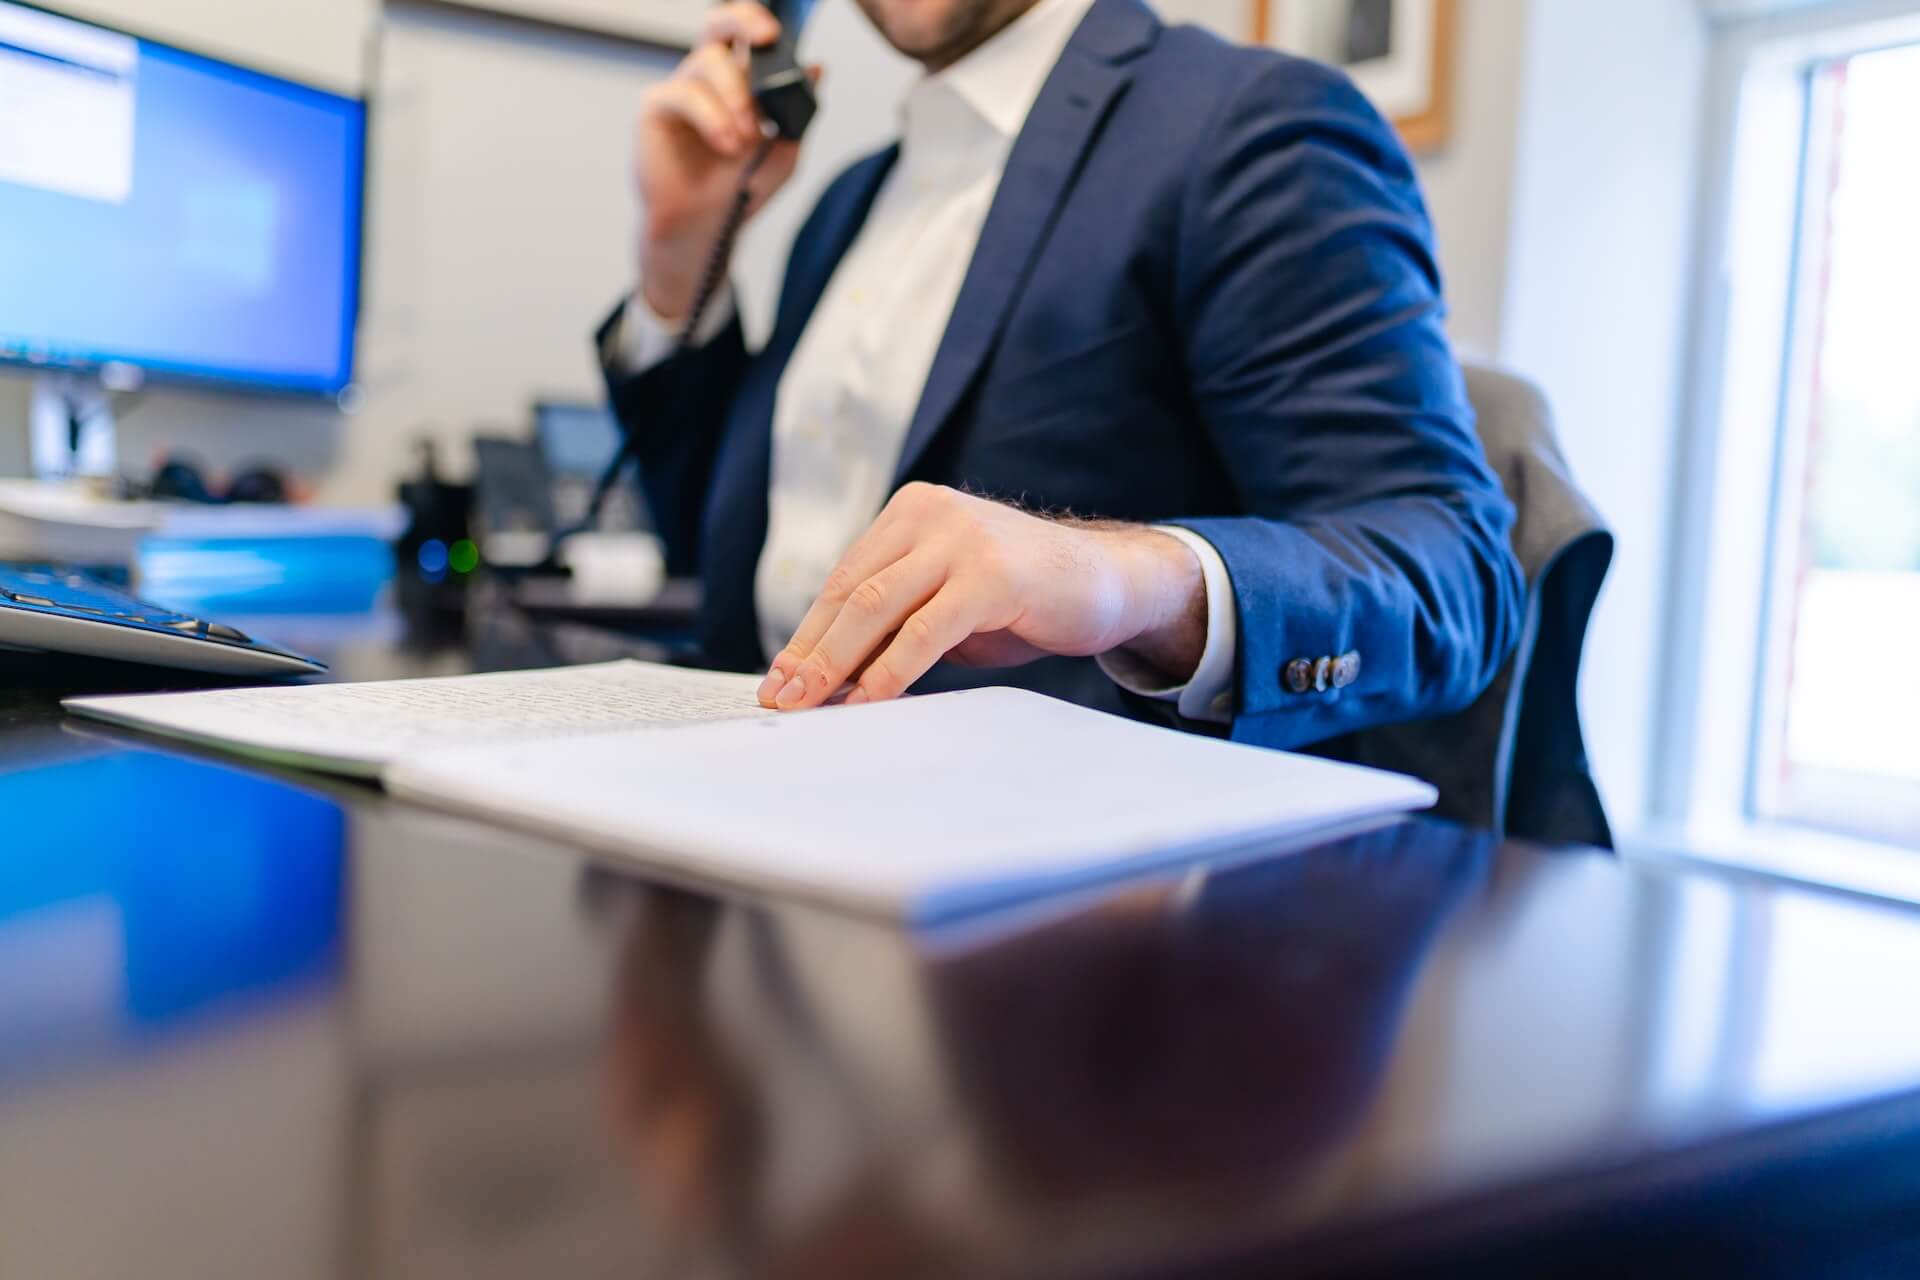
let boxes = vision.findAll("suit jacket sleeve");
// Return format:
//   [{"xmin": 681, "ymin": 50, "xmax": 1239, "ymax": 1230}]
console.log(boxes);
[
  {"xmin": 595, "ymin": 301, "xmax": 750, "ymax": 578},
  {"xmin": 1166, "ymin": 57, "xmax": 1525, "ymax": 750}
]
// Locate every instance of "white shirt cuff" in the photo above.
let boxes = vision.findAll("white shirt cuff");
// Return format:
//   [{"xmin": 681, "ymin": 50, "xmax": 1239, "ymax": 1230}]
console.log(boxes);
[
  {"xmin": 609, "ymin": 282, "xmax": 737, "ymax": 374},
  {"xmin": 1096, "ymin": 525, "xmax": 1237, "ymax": 724}
]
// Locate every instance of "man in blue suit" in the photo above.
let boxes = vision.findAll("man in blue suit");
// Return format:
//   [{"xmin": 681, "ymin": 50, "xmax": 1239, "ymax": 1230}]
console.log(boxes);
[{"xmin": 599, "ymin": 0, "xmax": 1523, "ymax": 751}]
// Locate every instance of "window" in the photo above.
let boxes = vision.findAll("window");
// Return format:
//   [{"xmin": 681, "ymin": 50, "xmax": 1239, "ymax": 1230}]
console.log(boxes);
[{"xmin": 1754, "ymin": 41, "xmax": 1920, "ymax": 846}]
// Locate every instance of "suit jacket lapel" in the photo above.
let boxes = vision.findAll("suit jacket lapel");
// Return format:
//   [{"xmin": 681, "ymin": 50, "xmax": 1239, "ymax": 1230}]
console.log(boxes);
[{"xmin": 891, "ymin": 0, "xmax": 1157, "ymax": 486}]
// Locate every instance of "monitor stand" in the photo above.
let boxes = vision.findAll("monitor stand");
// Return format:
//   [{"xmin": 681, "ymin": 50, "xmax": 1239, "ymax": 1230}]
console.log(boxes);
[{"xmin": 29, "ymin": 373, "xmax": 119, "ymax": 480}]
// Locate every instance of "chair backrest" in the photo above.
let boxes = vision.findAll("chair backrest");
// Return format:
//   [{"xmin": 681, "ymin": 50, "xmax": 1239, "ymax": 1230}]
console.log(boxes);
[{"xmin": 1321, "ymin": 363, "xmax": 1615, "ymax": 848}]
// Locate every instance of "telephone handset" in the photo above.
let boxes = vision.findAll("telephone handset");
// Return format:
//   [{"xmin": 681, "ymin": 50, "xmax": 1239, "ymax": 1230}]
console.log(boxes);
[
  {"xmin": 672, "ymin": 0, "xmax": 817, "ymax": 341},
  {"xmin": 749, "ymin": 0, "xmax": 818, "ymax": 140},
  {"xmin": 671, "ymin": 0, "xmax": 816, "ymax": 344},
  {"xmin": 569, "ymin": 0, "xmax": 820, "ymax": 541}
]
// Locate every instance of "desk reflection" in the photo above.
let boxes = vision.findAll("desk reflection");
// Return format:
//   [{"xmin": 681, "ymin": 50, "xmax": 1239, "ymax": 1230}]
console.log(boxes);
[
  {"xmin": 5, "ymin": 733, "xmax": 1920, "ymax": 1280},
  {"xmin": 600, "ymin": 825, "xmax": 1493, "ymax": 1278},
  {"xmin": 0, "ymin": 749, "xmax": 342, "ymax": 1081}
]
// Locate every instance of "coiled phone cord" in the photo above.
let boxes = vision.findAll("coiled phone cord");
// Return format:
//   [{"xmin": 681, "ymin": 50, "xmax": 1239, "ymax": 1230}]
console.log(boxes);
[{"xmin": 569, "ymin": 132, "xmax": 779, "ymax": 542}]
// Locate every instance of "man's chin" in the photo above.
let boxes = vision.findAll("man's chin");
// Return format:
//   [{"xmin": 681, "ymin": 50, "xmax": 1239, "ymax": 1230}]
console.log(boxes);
[
  {"xmin": 857, "ymin": 0, "xmax": 980, "ymax": 64},
  {"xmin": 872, "ymin": 18, "xmax": 954, "ymax": 61}
]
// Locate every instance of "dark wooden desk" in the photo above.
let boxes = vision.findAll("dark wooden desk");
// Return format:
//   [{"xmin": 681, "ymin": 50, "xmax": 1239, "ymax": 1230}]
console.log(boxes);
[{"xmin": 3, "ymin": 598, "xmax": 1920, "ymax": 1278}]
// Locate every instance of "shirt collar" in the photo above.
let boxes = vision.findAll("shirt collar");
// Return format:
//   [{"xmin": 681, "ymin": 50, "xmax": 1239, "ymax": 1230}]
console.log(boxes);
[{"xmin": 914, "ymin": 0, "xmax": 1099, "ymax": 140}]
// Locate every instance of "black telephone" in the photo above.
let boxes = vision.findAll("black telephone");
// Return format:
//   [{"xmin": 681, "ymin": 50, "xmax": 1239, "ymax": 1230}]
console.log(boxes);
[
  {"xmin": 750, "ymin": 0, "xmax": 818, "ymax": 141},
  {"xmin": 568, "ymin": 0, "xmax": 820, "ymax": 543},
  {"xmin": 669, "ymin": 0, "xmax": 816, "ymax": 348}
]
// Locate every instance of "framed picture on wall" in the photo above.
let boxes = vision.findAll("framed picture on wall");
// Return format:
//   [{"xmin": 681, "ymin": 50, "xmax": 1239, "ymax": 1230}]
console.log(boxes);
[
  {"xmin": 1250, "ymin": 0, "xmax": 1457, "ymax": 153},
  {"xmin": 1167, "ymin": 0, "xmax": 1451, "ymax": 154}
]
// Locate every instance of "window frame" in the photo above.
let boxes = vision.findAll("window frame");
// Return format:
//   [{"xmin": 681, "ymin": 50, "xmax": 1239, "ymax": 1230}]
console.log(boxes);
[{"xmin": 1651, "ymin": 0, "xmax": 1920, "ymax": 870}]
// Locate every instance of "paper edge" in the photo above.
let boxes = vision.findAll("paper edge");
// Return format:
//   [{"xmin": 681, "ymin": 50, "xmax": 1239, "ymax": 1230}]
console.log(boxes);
[{"xmin": 62, "ymin": 702, "xmax": 388, "ymax": 778}]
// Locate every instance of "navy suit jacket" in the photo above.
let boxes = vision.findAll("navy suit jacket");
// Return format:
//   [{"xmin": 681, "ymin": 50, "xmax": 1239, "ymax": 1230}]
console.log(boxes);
[{"xmin": 599, "ymin": 0, "xmax": 1524, "ymax": 753}]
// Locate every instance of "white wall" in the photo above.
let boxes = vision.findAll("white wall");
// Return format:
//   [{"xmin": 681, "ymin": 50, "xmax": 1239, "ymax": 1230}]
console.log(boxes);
[
  {"xmin": 53, "ymin": 0, "xmax": 377, "ymax": 92},
  {"xmin": 336, "ymin": 5, "xmax": 678, "ymax": 500},
  {"xmin": 1498, "ymin": 0, "xmax": 1711, "ymax": 828},
  {"xmin": 433, "ymin": 0, "xmax": 700, "ymax": 46},
  {"xmin": 1414, "ymin": 0, "xmax": 1532, "ymax": 359}
]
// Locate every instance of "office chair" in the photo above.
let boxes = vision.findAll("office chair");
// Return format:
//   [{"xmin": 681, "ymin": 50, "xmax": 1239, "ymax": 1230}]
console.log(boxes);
[{"xmin": 1323, "ymin": 363, "xmax": 1615, "ymax": 849}]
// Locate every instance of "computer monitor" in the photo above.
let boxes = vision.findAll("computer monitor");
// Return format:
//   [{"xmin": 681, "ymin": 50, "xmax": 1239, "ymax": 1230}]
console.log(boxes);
[
  {"xmin": 535, "ymin": 400, "xmax": 622, "ymax": 481},
  {"xmin": 535, "ymin": 400, "xmax": 651, "ymax": 534},
  {"xmin": 0, "ymin": 2, "xmax": 366, "ymax": 398}
]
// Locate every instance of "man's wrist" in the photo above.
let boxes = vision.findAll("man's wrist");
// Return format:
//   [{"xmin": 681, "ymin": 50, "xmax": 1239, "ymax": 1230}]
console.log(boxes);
[
  {"xmin": 638, "ymin": 220, "xmax": 717, "ymax": 323},
  {"xmin": 1108, "ymin": 527, "xmax": 1207, "ymax": 682},
  {"xmin": 639, "ymin": 267, "xmax": 693, "ymax": 326}
]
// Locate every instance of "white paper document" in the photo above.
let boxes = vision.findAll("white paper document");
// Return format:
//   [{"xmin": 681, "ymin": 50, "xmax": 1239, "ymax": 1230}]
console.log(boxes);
[
  {"xmin": 385, "ymin": 687, "xmax": 1437, "ymax": 921},
  {"xmin": 67, "ymin": 661, "xmax": 1436, "ymax": 921},
  {"xmin": 66, "ymin": 660, "xmax": 769, "ymax": 775}
]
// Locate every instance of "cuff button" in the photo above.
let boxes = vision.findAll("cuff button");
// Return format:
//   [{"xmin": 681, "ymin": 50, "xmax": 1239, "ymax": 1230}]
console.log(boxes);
[
  {"xmin": 1283, "ymin": 658, "xmax": 1313, "ymax": 694},
  {"xmin": 1312, "ymin": 656, "xmax": 1334, "ymax": 693},
  {"xmin": 1333, "ymin": 651, "xmax": 1361, "ymax": 690}
]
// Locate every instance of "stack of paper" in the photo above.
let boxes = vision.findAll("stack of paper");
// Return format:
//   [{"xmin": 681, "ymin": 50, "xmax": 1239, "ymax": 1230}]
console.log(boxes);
[{"xmin": 67, "ymin": 661, "xmax": 1436, "ymax": 921}]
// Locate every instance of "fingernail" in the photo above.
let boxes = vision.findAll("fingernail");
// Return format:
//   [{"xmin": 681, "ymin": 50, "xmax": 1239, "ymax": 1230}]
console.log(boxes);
[
  {"xmin": 844, "ymin": 687, "xmax": 870, "ymax": 706},
  {"xmin": 757, "ymin": 667, "xmax": 785, "ymax": 704},
  {"xmin": 775, "ymin": 676, "xmax": 807, "ymax": 709}
]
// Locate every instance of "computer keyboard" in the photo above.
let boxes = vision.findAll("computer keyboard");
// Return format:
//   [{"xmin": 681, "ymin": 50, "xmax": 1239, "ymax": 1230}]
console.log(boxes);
[{"xmin": 0, "ymin": 564, "xmax": 324, "ymax": 677}]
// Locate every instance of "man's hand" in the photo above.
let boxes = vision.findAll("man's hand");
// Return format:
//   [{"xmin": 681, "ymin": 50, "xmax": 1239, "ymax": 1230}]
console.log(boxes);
[
  {"xmin": 635, "ymin": 3, "xmax": 811, "ymax": 321},
  {"xmin": 756, "ymin": 484, "xmax": 1209, "ymax": 709}
]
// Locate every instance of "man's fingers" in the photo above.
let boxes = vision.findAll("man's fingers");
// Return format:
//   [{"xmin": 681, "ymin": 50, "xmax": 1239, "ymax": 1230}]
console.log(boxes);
[
  {"xmin": 701, "ymin": 1, "xmax": 781, "ymax": 48},
  {"xmin": 682, "ymin": 43, "xmax": 759, "ymax": 141},
  {"xmin": 757, "ymin": 487, "xmax": 971, "ymax": 708},
  {"xmin": 774, "ymin": 555, "xmax": 948, "ymax": 710},
  {"xmin": 846, "ymin": 588, "xmax": 980, "ymax": 705},
  {"xmin": 759, "ymin": 523, "xmax": 915, "ymax": 703},
  {"xmin": 647, "ymin": 78, "xmax": 749, "ymax": 156}
]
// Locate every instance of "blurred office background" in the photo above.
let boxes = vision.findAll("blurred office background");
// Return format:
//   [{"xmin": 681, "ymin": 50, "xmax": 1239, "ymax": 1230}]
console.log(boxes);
[
  {"xmin": 2, "ymin": 0, "xmax": 1918, "ymax": 880},
  {"xmin": 4, "ymin": 7, "xmax": 1920, "ymax": 1276}
]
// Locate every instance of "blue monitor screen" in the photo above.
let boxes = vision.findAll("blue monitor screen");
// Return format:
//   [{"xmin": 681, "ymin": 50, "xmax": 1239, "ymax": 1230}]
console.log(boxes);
[
  {"xmin": 0, "ymin": 2, "xmax": 365, "ymax": 395},
  {"xmin": 536, "ymin": 400, "xmax": 623, "ymax": 479}
]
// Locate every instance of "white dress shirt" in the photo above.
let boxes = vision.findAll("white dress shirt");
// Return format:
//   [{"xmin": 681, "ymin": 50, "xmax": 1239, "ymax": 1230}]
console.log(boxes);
[{"xmin": 619, "ymin": 0, "xmax": 1237, "ymax": 722}]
